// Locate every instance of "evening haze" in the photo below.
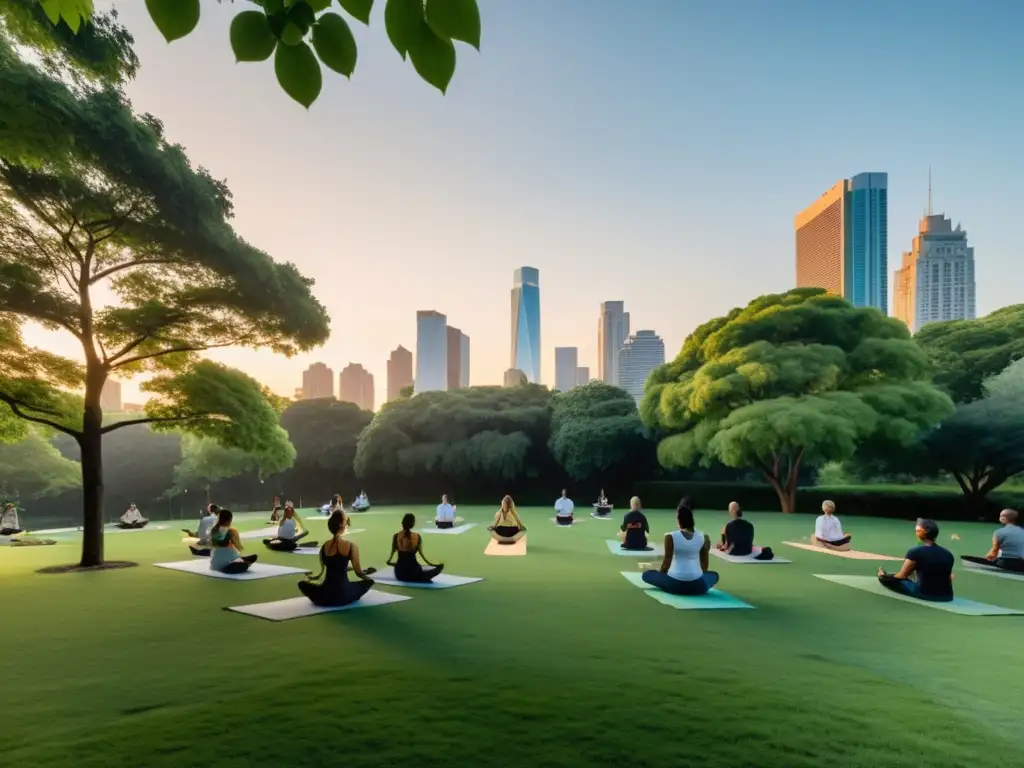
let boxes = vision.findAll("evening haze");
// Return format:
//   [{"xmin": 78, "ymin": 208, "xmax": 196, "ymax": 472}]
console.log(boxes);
[{"xmin": 21, "ymin": 0, "xmax": 1023, "ymax": 408}]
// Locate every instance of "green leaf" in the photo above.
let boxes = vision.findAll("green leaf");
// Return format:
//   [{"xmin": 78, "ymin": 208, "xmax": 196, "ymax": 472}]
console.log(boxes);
[
  {"xmin": 307, "ymin": 0, "xmax": 334, "ymax": 11},
  {"xmin": 385, "ymin": 0, "xmax": 424, "ymax": 59},
  {"xmin": 274, "ymin": 40, "xmax": 322, "ymax": 107},
  {"xmin": 425, "ymin": 0, "xmax": 480, "ymax": 49},
  {"xmin": 338, "ymin": 0, "xmax": 374, "ymax": 24},
  {"xmin": 312, "ymin": 13, "xmax": 358, "ymax": 77},
  {"xmin": 230, "ymin": 11, "xmax": 278, "ymax": 62},
  {"xmin": 145, "ymin": 0, "xmax": 201, "ymax": 43},
  {"xmin": 62, "ymin": 7, "xmax": 82, "ymax": 33},
  {"xmin": 39, "ymin": 0, "xmax": 62, "ymax": 25},
  {"xmin": 408, "ymin": 25, "xmax": 456, "ymax": 93},
  {"xmin": 287, "ymin": 1, "xmax": 317, "ymax": 32},
  {"xmin": 280, "ymin": 21, "xmax": 305, "ymax": 45}
]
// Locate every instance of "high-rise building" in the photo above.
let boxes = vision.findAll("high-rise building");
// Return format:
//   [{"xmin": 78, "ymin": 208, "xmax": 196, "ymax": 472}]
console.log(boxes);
[
  {"xmin": 446, "ymin": 325, "xmax": 470, "ymax": 390},
  {"xmin": 386, "ymin": 345, "xmax": 413, "ymax": 402},
  {"xmin": 617, "ymin": 330, "xmax": 665, "ymax": 402},
  {"xmin": 415, "ymin": 310, "xmax": 448, "ymax": 394},
  {"xmin": 460, "ymin": 332, "xmax": 470, "ymax": 388},
  {"xmin": 795, "ymin": 172, "xmax": 889, "ymax": 312},
  {"xmin": 338, "ymin": 363, "xmax": 374, "ymax": 411},
  {"xmin": 510, "ymin": 267, "xmax": 540, "ymax": 383},
  {"xmin": 301, "ymin": 362, "xmax": 334, "ymax": 400},
  {"xmin": 575, "ymin": 366, "xmax": 590, "ymax": 386},
  {"xmin": 503, "ymin": 368, "xmax": 528, "ymax": 387},
  {"xmin": 893, "ymin": 213, "xmax": 976, "ymax": 332},
  {"xmin": 554, "ymin": 347, "xmax": 579, "ymax": 392},
  {"xmin": 100, "ymin": 378, "xmax": 122, "ymax": 412},
  {"xmin": 598, "ymin": 301, "xmax": 630, "ymax": 384}
]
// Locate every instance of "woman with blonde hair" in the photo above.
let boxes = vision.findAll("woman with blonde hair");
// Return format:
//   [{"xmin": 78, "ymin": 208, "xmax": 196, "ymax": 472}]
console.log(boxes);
[{"xmin": 488, "ymin": 495, "xmax": 526, "ymax": 544}]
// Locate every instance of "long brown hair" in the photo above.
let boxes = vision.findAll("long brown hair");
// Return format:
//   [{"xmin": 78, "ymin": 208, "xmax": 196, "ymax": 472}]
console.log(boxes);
[{"xmin": 400, "ymin": 513, "xmax": 415, "ymax": 545}]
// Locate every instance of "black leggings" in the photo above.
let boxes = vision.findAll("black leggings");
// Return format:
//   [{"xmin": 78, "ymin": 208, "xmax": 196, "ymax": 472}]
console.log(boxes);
[
  {"xmin": 1, "ymin": 528, "xmax": 22, "ymax": 536},
  {"xmin": 961, "ymin": 555, "xmax": 1024, "ymax": 573},
  {"xmin": 118, "ymin": 521, "xmax": 148, "ymax": 529},
  {"xmin": 264, "ymin": 531, "xmax": 309, "ymax": 551},
  {"xmin": 221, "ymin": 554, "xmax": 257, "ymax": 574},
  {"xmin": 818, "ymin": 535, "xmax": 851, "ymax": 546},
  {"xmin": 395, "ymin": 564, "xmax": 444, "ymax": 583},
  {"xmin": 435, "ymin": 520, "xmax": 454, "ymax": 529},
  {"xmin": 555, "ymin": 516, "xmax": 574, "ymax": 526},
  {"xmin": 190, "ymin": 546, "xmax": 211, "ymax": 557},
  {"xmin": 298, "ymin": 577, "xmax": 373, "ymax": 607}
]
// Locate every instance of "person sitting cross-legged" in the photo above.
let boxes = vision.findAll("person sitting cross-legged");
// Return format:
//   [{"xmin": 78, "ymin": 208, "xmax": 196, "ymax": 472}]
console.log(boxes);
[
  {"xmin": 118, "ymin": 503, "xmax": 149, "ymax": 529},
  {"xmin": 264, "ymin": 503, "xmax": 314, "ymax": 552},
  {"xmin": 642, "ymin": 503, "xmax": 720, "ymax": 595},
  {"xmin": 960, "ymin": 508, "xmax": 1024, "ymax": 573},
  {"xmin": 618, "ymin": 496, "xmax": 651, "ymax": 550},
  {"xmin": 1, "ymin": 502, "xmax": 23, "ymax": 536},
  {"xmin": 352, "ymin": 491, "xmax": 371, "ymax": 512},
  {"xmin": 387, "ymin": 514, "xmax": 444, "ymax": 583},
  {"xmin": 184, "ymin": 504, "xmax": 219, "ymax": 557},
  {"xmin": 298, "ymin": 510, "xmax": 376, "ymax": 607},
  {"xmin": 877, "ymin": 518, "xmax": 954, "ymax": 602},
  {"xmin": 488, "ymin": 495, "xmax": 526, "ymax": 544},
  {"xmin": 435, "ymin": 494, "xmax": 457, "ymax": 529},
  {"xmin": 717, "ymin": 502, "xmax": 755, "ymax": 556},
  {"xmin": 812, "ymin": 500, "xmax": 851, "ymax": 550},
  {"xmin": 209, "ymin": 510, "xmax": 258, "ymax": 574},
  {"xmin": 554, "ymin": 489, "xmax": 575, "ymax": 526}
]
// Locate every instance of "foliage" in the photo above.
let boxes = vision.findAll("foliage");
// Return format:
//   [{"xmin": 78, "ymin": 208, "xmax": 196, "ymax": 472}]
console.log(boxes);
[
  {"xmin": 983, "ymin": 357, "xmax": 1024, "ymax": 400},
  {"xmin": 0, "ymin": 428, "xmax": 80, "ymax": 499},
  {"xmin": 278, "ymin": 398, "xmax": 372, "ymax": 473},
  {"xmin": 915, "ymin": 304, "xmax": 1024, "ymax": 404},
  {"xmin": 172, "ymin": 429, "xmax": 296, "ymax": 492},
  {"xmin": 642, "ymin": 288, "xmax": 954, "ymax": 511}
]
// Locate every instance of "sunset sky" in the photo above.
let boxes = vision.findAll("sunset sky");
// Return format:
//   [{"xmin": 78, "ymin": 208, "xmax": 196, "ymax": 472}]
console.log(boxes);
[{"xmin": 22, "ymin": 0, "xmax": 1024, "ymax": 408}]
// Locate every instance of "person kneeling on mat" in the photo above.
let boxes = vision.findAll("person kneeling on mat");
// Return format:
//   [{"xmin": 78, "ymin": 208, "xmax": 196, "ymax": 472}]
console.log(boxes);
[
  {"xmin": 1, "ymin": 502, "xmax": 23, "ymax": 536},
  {"xmin": 488, "ymin": 495, "xmax": 526, "ymax": 544},
  {"xmin": 264, "ymin": 503, "xmax": 314, "ymax": 552},
  {"xmin": 642, "ymin": 503, "xmax": 720, "ymax": 595},
  {"xmin": 435, "ymin": 494, "xmax": 457, "ymax": 529},
  {"xmin": 812, "ymin": 500, "xmax": 851, "ymax": 550},
  {"xmin": 118, "ymin": 503, "xmax": 149, "ymax": 529},
  {"xmin": 387, "ymin": 514, "xmax": 444, "ymax": 583},
  {"xmin": 298, "ymin": 510, "xmax": 376, "ymax": 606},
  {"xmin": 209, "ymin": 510, "xmax": 258, "ymax": 574},
  {"xmin": 554, "ymin": 489, "xmax": 575, "ymax": 525},
  {"xmin": 961, "ymin": 508, "xmax": 1024, "ymax": 573},
  {"xmin": 618, "ymin": 496, "xmax": 651, "ymax": 550},
  {"xmin": 184, "ymin": 504, "xmax": 219, "ymax": 557},
  {"xmin": 878, "ymin": 519, "xmax": 954, "ymax": 602}
]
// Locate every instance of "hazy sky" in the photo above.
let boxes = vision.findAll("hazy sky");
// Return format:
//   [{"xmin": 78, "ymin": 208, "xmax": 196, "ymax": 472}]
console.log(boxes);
[{"xmin": 22, "ymin": 0, "xmax": 1024, "ymax": 408}]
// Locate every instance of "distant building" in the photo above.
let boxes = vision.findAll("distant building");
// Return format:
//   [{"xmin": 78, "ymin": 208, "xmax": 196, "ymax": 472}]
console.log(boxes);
[
  {"xmin": 446, "ymin": 325, "xmax": 470, "ymax": 390},
  {"xmin": 386, "ymin": 345, "xmax": 414, "ymax": 402},
  {"xmin": 795, "ymin": 172, "xmax": 888, "ymax": 312},
  {"xmin": 122, "ymin": 402, "xmax": 145, "ymax": 413},
  {"xmin": 617, "ymin": 330, "xmax": 665, "ymax": 402},
  {"xmin": 301, "ymin": 362, "xmax": 334, "ymax": 400},
  {"xmin": 554, "ymin": 347, "xmax": 579, "ymax": 392},
  {"xmin": 503, "ymin": 368, "xmax": 528, "ymax": 387},
  {"xmin": 415, "ymin": 310, "xmax": 448, "ymax": 394},
  {"xmin": 510, "ymin": 267, "xmax": 540, "ymax": 383},
  {"xmin": 598, "ymin": 301, "xmax": 630, "ymax": 385},
  {"xmin": 460, "ymin": 332, "xmax": 470, "ymax": 388},
  {"xmin": 575, "ymin": 366, "xmax": 590, "ymax": 386},
  {"xmin": 100, "ymin": 379, "xmax": 122, "ymax": 412},
  {"xmin": 338, "ymin": 363, "xmax": 374, "ymax": 411}
]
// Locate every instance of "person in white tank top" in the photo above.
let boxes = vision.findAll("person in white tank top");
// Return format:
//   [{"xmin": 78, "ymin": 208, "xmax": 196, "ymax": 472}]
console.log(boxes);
[
  {"xmin": 641, "ymin": 502, "xmax": 720, "ymax": 596},
  {"xmin": 263, "ymin": 504, "xmax": 314, "ymax": 552}
]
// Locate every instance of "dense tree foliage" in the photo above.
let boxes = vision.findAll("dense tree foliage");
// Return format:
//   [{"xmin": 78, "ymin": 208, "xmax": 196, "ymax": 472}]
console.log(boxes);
[
  {"xmin": 0, "ymin": 429, "xmax": 80, "ymax": 500},
  {"xmin": 641, "ymin": 289, "xmax": 954, "ymax": 512},
  {"xmin": 172, "ymin": 432, "xmax": 296, "ymax": 492}
]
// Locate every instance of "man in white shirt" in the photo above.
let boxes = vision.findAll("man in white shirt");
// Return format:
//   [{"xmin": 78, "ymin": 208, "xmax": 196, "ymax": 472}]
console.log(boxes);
[
  {"xmin": 813, "ymin": 500, "xmax": 851, "ymax": 550},
  {"xmin": 435, "ymin": 494, "xmax": 457, "ymax": 529},
  {"xmin": 118, "ymin": 503, "xmax": 149, "ymax": 529},
  {"xmin": 184, "ymin": 504, "xmax": 219, "ymax": 556},
  {"xmin": 1, "ymin": 502, "xmax": 22, "ymax": 535},
  {"xmin": 554, "ymin": 489, "xmax": 575, "ymax": 526}
]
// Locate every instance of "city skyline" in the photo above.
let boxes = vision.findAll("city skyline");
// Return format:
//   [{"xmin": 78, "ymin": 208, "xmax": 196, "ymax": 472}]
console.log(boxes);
[{"xmin": 511, "ymin": 267, "xmax": 541, "ymax": 384}]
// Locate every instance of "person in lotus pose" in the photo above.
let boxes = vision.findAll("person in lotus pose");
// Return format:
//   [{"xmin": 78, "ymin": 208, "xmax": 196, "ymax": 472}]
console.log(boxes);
[
  {"xmin": 618, "ymin": 496, "xmax": 651, "ymax": 550},
  {"xmin": 718, "ymin": 502, "xmax": 755, "ymax": 557},
  {"xmin": 642, "ymin": 503, "xmax": 720, "ymax": 595},
  {"xmin": 435, "ymin": 494, "xmax": 457, "ymax": 529},
  {"xmin": 264, "ymin": 503, "xmax": 313, "ymax": 552},
  {"xmin": 183, "ymin": 504, "xmax": 219, "ymax": 556},
  {"xmin": 554, "ymin": 489, "xmax": 575, "ymax": 525},
  {"xmin": 118, "ymin": 503, "xmax": 149, "ymax": 529},
  {"xmin": 961, "ymin": 508, "xmax": 1024, "ymax": 573},
  {"xmin": 352, "ymin": 491, "xmax": 371, "ymax": 512},
  {"xmin": 877, "ymin": 519, "xmax": 954, "ymax": 602},
  {"xmin": 209, "ymin": 510, "xmax": 258, "ymax": 574},
  {"xmin": 1, "ymin": 502, "xmax": 23, "ymax": 536},
  {"xmin": 593, "ymin": 489, "xmax": 612, "ymax": 517},
  {"xmin": 298, "ymin": 510, "xmax": 376, "ymax": 606},
  {"xmin": 813, "ymin": 500, "xmax": 851, "ymax": 550},
  {"xmin": 387, "ymin": 513, "xmax": 444, "ymax": 583},
  {"xmin": 488, "ymin": 495, "xmax": 526, "ymax": 544}
]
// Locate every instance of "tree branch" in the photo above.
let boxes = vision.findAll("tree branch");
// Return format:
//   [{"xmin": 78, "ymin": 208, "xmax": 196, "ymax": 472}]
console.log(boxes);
[
  {"xmin": 89, "ymin": 257, "xmax": 174, "ymax": 285},
  {"xmin": 0, "ymin": 394, "xmax": 81, "ymax": 440},
  {"xmin": 109, "ymin": 338, "xmax": 250, "ymax": 369},
  {"xmin": 101, "ymin": 414, "xmax": 209, "ymax": 435}
]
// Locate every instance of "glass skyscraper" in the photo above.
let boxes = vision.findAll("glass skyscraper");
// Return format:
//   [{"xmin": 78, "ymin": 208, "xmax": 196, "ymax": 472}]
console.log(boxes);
[{"xmin": 510, "ymin": 267, "xmax": 540, "ymax": 383}]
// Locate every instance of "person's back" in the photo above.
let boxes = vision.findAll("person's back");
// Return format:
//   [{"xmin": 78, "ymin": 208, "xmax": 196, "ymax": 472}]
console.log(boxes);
[
  {"xmin": 995, "ymin": 524, "xmax": 1024, "ymax": 560},
  {"xmin": 196, "ymin": 513, "xmax": 216, "ymax": 545},
  {"xmin": 907, "ymin": 543, "xmax": 954, "ymax": 601},
  {"xmin": 320, "ymin": 539, "xmax": 353, "ymax": 586},
  {"xmin": 210, "ymin": 526, "xmax": 239, "ymax": 570},
  {"xmin": 724, "ymin": 517, "xmax": 755, "ymax": 557},
  {"xmin": 436, "ymin": 503, "xmax": 455, "ymax": 522},
  {"xmin": 621, "ymin": 509, "xmax": 649, "ymax": 549},
  {"xmin": 667, "ymin": 529, "xmax": 705, "ymax": 581}
]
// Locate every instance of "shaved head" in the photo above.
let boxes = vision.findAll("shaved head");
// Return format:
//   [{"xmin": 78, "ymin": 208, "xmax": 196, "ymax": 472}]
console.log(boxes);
[
  {"xmin": 728, "ymin": 502, "xmax": 741, "ymax": 518},
  {"xmin": 1000, "ymin": 508, "xmax": 1019, "ymax": 525}
]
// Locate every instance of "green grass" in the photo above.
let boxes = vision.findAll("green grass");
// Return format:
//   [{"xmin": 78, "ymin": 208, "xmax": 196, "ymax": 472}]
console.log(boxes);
[{"xmin": 3, "ymin": 506, "xmax": 1022, "ymax": 768}]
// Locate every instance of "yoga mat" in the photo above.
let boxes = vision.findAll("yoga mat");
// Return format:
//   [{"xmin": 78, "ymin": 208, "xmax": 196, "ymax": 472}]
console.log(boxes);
[
  {"xmin": 551, "ymin": 517, "xmax": 584, "ymax": 526},
  {"xmin": 783, "ymin": 541, "xmax": 901, "ymax": 561},
  {"xmin": 605, "ymin": 539, "xmax": 662, "ymax": 556},
  {"xmin": 372, "ymin": 568, "xmax": 483, "ymax": 589},
  {"xmin": 153, "ymin": 560, "xmax": 309, "ymax": 581},
  {"xmin": 961, "ymin": 561, "xmax": 1024, "ymax": 583},
  {"xmin": 240, "ymin": 526, "xmax": 280, "ymax": 540},
  {"xmin": 106, "ymin": 524, "xmax": 168, "ymax": 534},
  {"xmin": 590, "ymin": 512, "xmax": 614, "ymax": 520},
  {"xmin": 619, "ymin": 571, "xmax": 753, "ymax": 610},
  {"xmin": 709, "ymin": 547, "xmax": 791, "ymax": 564},
  {"xmin": 485, "ymin": 537, "xmax": 527, "ymax": 556},
  {"xmin": 814, "ymin": 575, "xmax": 1024, "ymax": 615},
  {"xmin": 226, "ymin": 592, "xmax": 411, "ymax": 622},
  {"xmin": 29, "ymin": 527, "xmax": 81, "ymax": 535},
  {"xmin": 419, "ymin": 523, "xmax": 477, "ymax": 535}
]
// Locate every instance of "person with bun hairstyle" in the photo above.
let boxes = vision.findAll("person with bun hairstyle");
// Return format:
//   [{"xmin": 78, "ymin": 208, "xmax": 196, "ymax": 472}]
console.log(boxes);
[
  {"xmin": 209, "ymin": 509, "xmax": 258, "ymax": 574},
  {"xmin": 298, "ymin": 509, "xmax": 376, "ymax": 606},
  {"xmin": 387, "ymin": 513, "xmax": 444, "ymax": 583}
]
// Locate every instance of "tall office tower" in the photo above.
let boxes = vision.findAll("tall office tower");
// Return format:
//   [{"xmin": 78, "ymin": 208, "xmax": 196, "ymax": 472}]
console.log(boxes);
[
  {"xmin": 446, "ymin": 325, "xmax": 470, "ymax": 390},
  {"xmin": 554, "ymin": 347, "xmax": 579, "ymax": 392},
  {"xmin": 598, "ymin": 301, "xmax": 630, "ymax": 384},
  {"xmin": 460, "ymin": 333, "xmax": 470, "ymax": 388},
  {"xmin": 415, "ymin": 310, "xmax": 448, "ymax": 393},
  {"xmin": 503, "ymin": 368, "xmax": 527, "ymax": 387},
  {"xmin": 795, "ymin": 172, "xmax": 889, "ymax": 312},
  {"xmin": 893, "ymin": 213, "xmax": 976, "ymax": 332},
  {"xmin": 617, "ymin": 330, "xmax": 665, "ymax": 402},
  {"xmin": 100, "ymin": 378, "xmax": 122, "ymax": 412},
  {"xmin": 575, "ymin": 366, "xmax": 590, "ymax": 386},
  {"xmin": 386, "ymin": 345, "xmax": 414, "ymax": 402},
  {"xmin": 338, "ymin": 363, "xmax": 375, "ymax": 411},
  {"xmin": 301, "ymin": 362, "xmax": 334, "ymax": 400},
  {"xmin": 510, "ymin": 267, "xmax": 541, "ymax": 383}
]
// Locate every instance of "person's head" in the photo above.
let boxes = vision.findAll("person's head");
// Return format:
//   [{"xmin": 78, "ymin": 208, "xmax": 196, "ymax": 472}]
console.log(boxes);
[
  {"xmin": 215, "ymin": 509, "xmax": 233, "ymax": 529},
  {"xmin": 500, "ymin": 495, "xmax": 515, "ymax": 515},
  {"xmin": 283, "ymin": 505, "xmax": 295, "ymax": 520},
  {"xmin": 728, "ymin": 501, "xmax": 741, "ymax": 519},
  {"xmin": 629, "ymin": 496, "xmax": 641, "ymax": 511},
  {"xmin": 916, "ymin": 518, "xmax": 939, "ymax": 543},
  {"xmin": 822, "ymin": 500, "xmax": 836, "ymax": 516},
  {"xmin": 676, "ymin": 502, "xmax": 696, "ymax": 530},
  {"xmin": 328, "ymin": 509, "xmax": 348, "ymax": 537},
  {"xmin": 441, "ymin": 494, "xmax": 448, "ymax": 504},
  {"xmin": 401, "ymin": 513, "xmax": 415, "ymax": 536},
  {"xmin": 999, "ymin": 508, "xmax": 1019, "ymax": 526},
  {"xmin": 207, "ymin": 503, "xmax": 219, "ymax": 516},
  {"xmin": 680, "ymin": 496, "xmax": 692, "ymax": 510},
  {"xmin": 561, "ymin": 488, "xmax": 568, "ymax": 498}
]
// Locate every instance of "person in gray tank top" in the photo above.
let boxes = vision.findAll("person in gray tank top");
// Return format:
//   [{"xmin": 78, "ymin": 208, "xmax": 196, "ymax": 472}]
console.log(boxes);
[{"xmin": 961, "ymin": 509, "xmax": 1024, "ymax": 573}]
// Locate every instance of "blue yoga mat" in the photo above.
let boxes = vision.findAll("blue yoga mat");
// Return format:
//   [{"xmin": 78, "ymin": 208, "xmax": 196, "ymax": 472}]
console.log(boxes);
[
  {"xmin": 814, "ymin": 575, "xmax": 1024, "ymax": 616},
  {"xmin": 619, "ymin": 571, "xmax": 753, "ymax": 610}
]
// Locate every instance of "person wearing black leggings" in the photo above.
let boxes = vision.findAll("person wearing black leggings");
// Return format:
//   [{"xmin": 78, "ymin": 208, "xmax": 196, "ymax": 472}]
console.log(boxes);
[
  {"xmin": 264, "ymin": 504, "xmax": 314, "ymax": 552},
  {"xmin": 388, "ymin": 514, "xmax": 444, "ymax": 583},
  {"xmin": 209, "ymin": 510, "xmax": 258, "ymax": 574},
  {"xmin": 298, "ymin": 510, "xmax": 376, "ymax": 606}
]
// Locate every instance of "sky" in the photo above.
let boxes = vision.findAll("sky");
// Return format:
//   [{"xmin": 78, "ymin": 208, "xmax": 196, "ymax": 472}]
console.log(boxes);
[{"xmin": 21, "ymin": 0, "xmax": 1024, "ymax": 408}]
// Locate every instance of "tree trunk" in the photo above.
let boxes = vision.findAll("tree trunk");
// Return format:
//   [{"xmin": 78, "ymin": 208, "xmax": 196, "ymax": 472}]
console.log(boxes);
[
  {"xmin": 760, "ymin": 450, "xmax": 803, "ymax": 513},
  {"xmin": 79, "ymin": 376, "xmax": 105, "ymax": 568}
]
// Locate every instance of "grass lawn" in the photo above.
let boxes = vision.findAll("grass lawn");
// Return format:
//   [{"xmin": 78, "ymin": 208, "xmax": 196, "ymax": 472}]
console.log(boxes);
[{"xmin": 3, "ymin": 506, "xmax": 1022, "ymax": 768}]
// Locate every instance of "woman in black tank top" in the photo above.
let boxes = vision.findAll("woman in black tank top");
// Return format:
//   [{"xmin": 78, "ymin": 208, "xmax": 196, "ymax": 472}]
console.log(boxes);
[
  {"xmin": 387, "ymin": 514, "xmax": 444, "ymax": 583},
  {"xmin": 298, "ymin": 510, "xmax": 376, "ymax": 607}
]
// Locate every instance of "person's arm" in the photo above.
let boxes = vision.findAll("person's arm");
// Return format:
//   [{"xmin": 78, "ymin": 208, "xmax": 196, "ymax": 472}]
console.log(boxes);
[
  {"xmin": 231, "ymin": 528, "xmax": 244, "ymax": 552},
  {"xmin": 700, "ymin": 534, "xmax": 711, "ymax": 572},
  {"xmin": 814, "ymin": 516, "xmax": 824, "ymax": 541},
  {"xmin": 348, "ymin": 542, "xmax": 375, "ymax": 579},
  {"xmin": 659, "ymin": 534, "xmax": 674, "ymax": 573},
  {"xmin": 985, "ymin": 533, "xmax": 1000, "ymax": 560},
  {"xmin": 514, "ymin": 509, "xmax": 525, "ymax": 530},
  {"xmin": 416, "ymin": 536, "xmax": 439, "ymax": 567},
  {"xmin": 294, "ymin": 512, "xmax": 305, "ymax": 533},
  {"xmin": 643, "ymin": 515, "xmax": 650, "ymax": 534},
  {"xmin": 879, "ymin": 558, "xmax": 916, "ymax": 580},
  {"xmin": 386, "ymin": 533, "xmax": 398, "ymax": 566}
]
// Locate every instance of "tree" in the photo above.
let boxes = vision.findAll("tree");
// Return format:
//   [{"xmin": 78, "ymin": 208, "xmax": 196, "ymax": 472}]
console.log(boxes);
[
  {"xmin": 172, "ymin": 432, "xmax": 296, "ymax": 492},
  {"xmin": 0, "ymin": 428, "xmax": 80, "ymax": 500},
  {"xmin": 915, "ymin": 304, "xmax": 1024, "ymax": 404},
  {"xmin": 641, "ymin": 289, "xmax": 954, "ymax": 512},
  {"xmin": 0, "ymin": 39, "xmax": 330, "ymax": 567}
]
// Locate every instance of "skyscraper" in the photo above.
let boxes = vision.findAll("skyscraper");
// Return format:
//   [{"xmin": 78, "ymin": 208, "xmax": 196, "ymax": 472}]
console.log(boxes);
[
  {"xmin": 301, "ymin": 362, "xmax": 334, "ymax": 400},
  {"xmin": 386, "ymin": 345, "xmax": 413, "ymax": 402},
  {"xmin": 554, "ymin": 347, "xmax": 579, "ymax": 392},
  {"xmin": 446, "ymin": 325, "xmax": 470, "ymax": 390},
  {"xmin": 510, "ymin": 267, "xmax": 540, "ymax": 383},
  {"xmin": 617, "ymin": 330, "xmax": 665, "ymax": 402},
  {"xmin": 598, "ymin": 301, "xmax": 630, "ymax": 384},
  {"xmin": 795, "ymin": 172, "xmax": 889, "ymax": 312},
  {"xmin": 575, "ymin": 366, "xmax": 590, "ymax": 386},
  {"xmin": 460, "ymin": 332, "xmax": 470, "ymax": 388},
  {"xmin": 100, "ymin": 378, "xmax": 122, "ymax": 412},
  {"xmin": 338, "ymin": 363, "xmax": 374, "ymax": 411},
  {"xmin": 415, "ymin": 310, "xmax": 448, "ymax": 394},
  {"xmin": 893, "ymin": 213, "xmax": 976, "ymax": 332},
  {"xmin": 503, "ymin": 368, "xmax": 527, "ymax": 387}
]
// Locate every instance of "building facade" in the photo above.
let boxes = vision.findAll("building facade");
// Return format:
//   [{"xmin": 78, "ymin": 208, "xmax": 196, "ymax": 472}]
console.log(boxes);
[
  {"xmin": 617, "ymin": 330, "xmax": 665, "ymax": 402},
  {"xmin": 301, "ymin": 362, "xmax": 334, "ymax": 400},
  {"xmin": 415, "ymin": 310, "xmax": 448, "ymax": 393},
  {"xmin": 460, "ymin": 332, "xmax": 470, "ymax": 388},
  {"xmin": 795, "ymin": 172, "xmax": 889, "ymax": 312},
  {"xmin": 503, "ymin": 368, "xmax": 527, "ymax": 387},
  {"xmin": 100, "ymin": 378, "xmax": 122, "ymax": 412},
  {"xmin": 554, "ymin": 347, "xmax": 579, "ymax": 392},
  {"xmin": 893, "ymin": 214, "xmax": 976, "ymax": 332},
  {"xmin": 386, "ymin": 345, "xmax": 413, "ymax": 402},
  {"xmin": 598, "ymin": 301, "xmax": 630, "ymax": 384},
  {"xmin": 446, "ymin": 326, "xmax": 470, "ymax": 390},
  {"xmin": 510, "ymin": 267, "xmax": 541, "ymax": 383},
  {"xmin": 338, "ymin": 363, "xmax": 374, "ymax": 411},
  {"xmin": 575, "ymin": 366, "xmax": 590, "ymax": 386}
]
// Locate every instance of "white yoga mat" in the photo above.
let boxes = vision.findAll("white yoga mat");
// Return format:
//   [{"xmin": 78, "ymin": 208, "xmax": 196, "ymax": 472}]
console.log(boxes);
[
  {"xmin": 240, "ymin": 526, "xmax": 281, "ymax": 540},
  {"xmin": 485, "ymin": 537, "xmax": 527, "ymax": 556},
  {"xmin": 419, "ymin": 523, "xmax": 477, "ymax": 535},
  {"xmin": 154, "ymin": 560, "xmax": 309, "ymax": 581},
  {"xmin": 106, "ymin": 524, "xmax": 168, "ymax": 534},
  {"xmin": 605, "ymin": 539, "xmax": 663, "ymax": 556},
  {"xmin": 814, "ymin": 575, "xmax": 1024, "ymax": 615},
  {"xmin": 29, "ymin": 527, "xmax": 82, "ymax": 535},
  {"xmin": 709, "ymin": 547, "xmax": 791, "ymax": 564},
  {"xmin": 962, "ymin": 561, "xmax": 1024, "ymax": 583},
  {"xmin": 783, "ymin": 541, "xmax": 901, "ymax": 561},
  {"xmin": 372, "ymin": 568, "xmax": 483, "ymax": 589},
  {"xmin": 591, "ymin": 512, "xmax": 614, "ymax": 520},
  {"xmin": 226, "ymin": 592, "xmax": 412, "ymax": 622}
]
